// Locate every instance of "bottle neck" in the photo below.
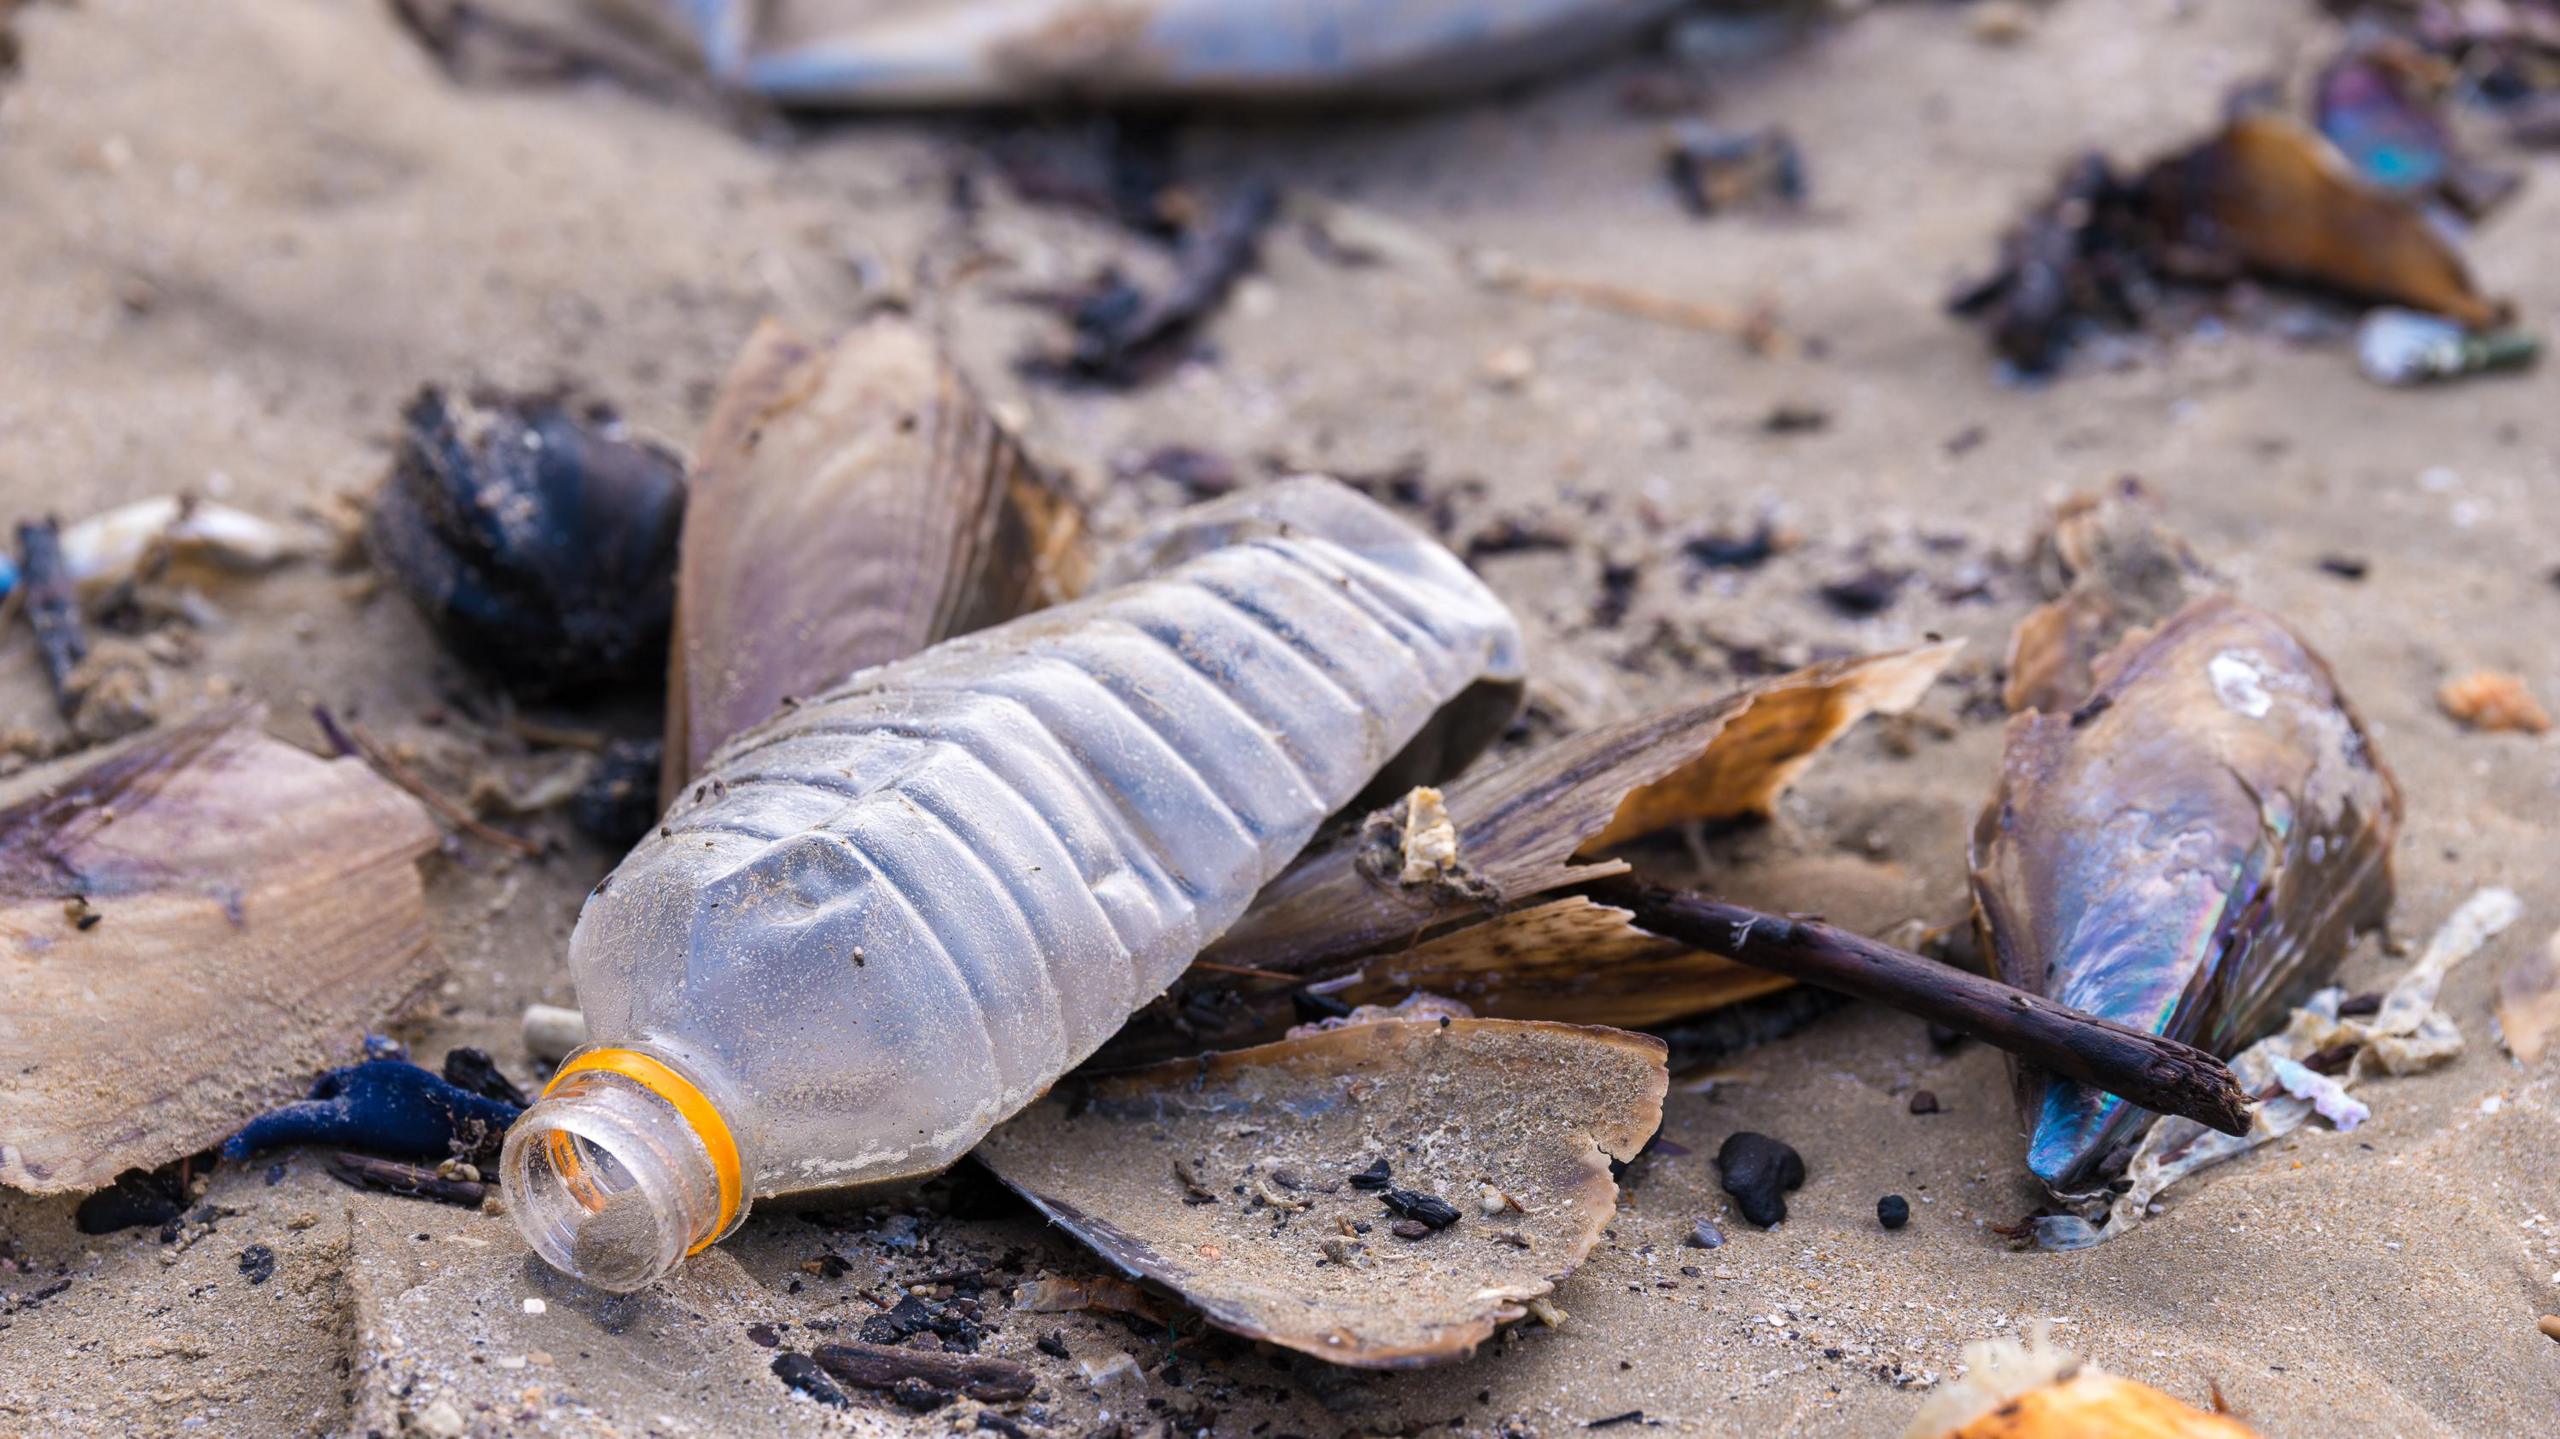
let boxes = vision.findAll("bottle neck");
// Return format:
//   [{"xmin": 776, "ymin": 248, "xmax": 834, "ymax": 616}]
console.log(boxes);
[{"xmin": 499, "ymin": 1045, "xmax": 750, "ymax": 1291}]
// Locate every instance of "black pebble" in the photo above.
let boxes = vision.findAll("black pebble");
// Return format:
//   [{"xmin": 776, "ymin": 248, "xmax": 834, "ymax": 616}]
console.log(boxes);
[
  {"xmin": 1908, "ymin": 1090, "xmax": 1940, "ymax": 1116},
  {"xmin": 1716, "ymin": 1132, "xmax": 1805, "ymax": 1228},
  {"xmin": 1348, "ymin": 1158, "xmax": 1393, "ymax": 1191},
  {"xmin": 1818, "ymin": 567, "xmax": 1905, "ymax": 617},
  {"xmin": 1035, "ymin": 1331, "xmax": 1071, "ymax": 1360},
  {"xmin": 745, "ymin": 1322, "xmax": 781, "ymax": 1348},
  {"xmin": 772, "ymin": 1353, "xmax": 849, "ymax": 1407},
  {"xmin": 238, "ymin": 1244, "xmax": 276, "ymax": 1285},
  {"xmin": 2317, "ymin": 553, "xmax": 2370, "ymax": 581},
  {"xmin": 1877, "ymin": 1194, "xmax": 1911, "ymax": 1230},
  {"xmin": 1381, "ymin": 1187, "xmax": 1462, "ymax": 1230}
]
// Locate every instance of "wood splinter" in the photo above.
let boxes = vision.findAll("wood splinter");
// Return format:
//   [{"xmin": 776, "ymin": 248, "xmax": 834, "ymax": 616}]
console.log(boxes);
[{"xmin": 1581, "ymin": 876, "xmax": 2255, "ymax": 1138}]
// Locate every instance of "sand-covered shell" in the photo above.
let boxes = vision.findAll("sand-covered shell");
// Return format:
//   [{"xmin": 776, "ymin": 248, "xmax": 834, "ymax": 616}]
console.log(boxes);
[{"xmin": 1972, "ymin": 499, "xmax": 2400, "ymax": 1195}]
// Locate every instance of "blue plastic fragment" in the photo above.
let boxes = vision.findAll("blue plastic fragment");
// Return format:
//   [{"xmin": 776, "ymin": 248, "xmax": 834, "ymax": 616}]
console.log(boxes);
[{"xmin": 223, "ymin": 1058, "xmax": 523, "ymax": 1162}]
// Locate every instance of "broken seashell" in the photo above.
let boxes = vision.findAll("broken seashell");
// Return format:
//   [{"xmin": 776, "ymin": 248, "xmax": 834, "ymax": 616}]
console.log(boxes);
[
  {"xmin": 974, "ymin": 1017, "xmax": 1666, "ymax": 1367},
  {"xmin": 0, "ymin": 705, "xmax": 441, "ymax": 1192},
  {"xmin": 1906, "ymin": 1331, "xmax": 2256, "ymax": 1438}
]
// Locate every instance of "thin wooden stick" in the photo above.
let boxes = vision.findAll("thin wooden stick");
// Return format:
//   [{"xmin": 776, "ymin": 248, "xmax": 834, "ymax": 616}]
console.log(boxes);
[
  {"xmin": 1582, "ymin": 876, "xmax": 2253, "ymax": 1137},
  {"xmin": 328, "ymin": 714, "xmax": 546, "ymax": 858}
]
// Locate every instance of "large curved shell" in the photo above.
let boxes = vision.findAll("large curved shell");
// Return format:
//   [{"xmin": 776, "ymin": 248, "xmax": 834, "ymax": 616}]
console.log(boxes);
[
  {"xmin": 1972, "ymin": 592, "xmax": 2401, "ymax": 1194},
  {"xmin": 664, "ymin": 318, "xmax": 1088, "ymax": 795}
]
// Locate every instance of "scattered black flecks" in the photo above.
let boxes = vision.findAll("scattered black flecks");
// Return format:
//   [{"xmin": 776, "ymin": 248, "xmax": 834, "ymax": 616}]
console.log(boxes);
[{"xmin": 238, "ymin": 1244, "xmax": 276, "ymax": 1285}]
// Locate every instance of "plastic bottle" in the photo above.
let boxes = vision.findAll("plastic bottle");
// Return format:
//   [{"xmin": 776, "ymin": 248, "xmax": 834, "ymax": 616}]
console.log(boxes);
[{"xmin": 501, "ymin": 477, "xmax": 1524, "ymax": 1289}]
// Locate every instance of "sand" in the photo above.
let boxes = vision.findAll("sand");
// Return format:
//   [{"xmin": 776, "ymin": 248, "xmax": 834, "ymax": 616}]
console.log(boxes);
[{"xmin": 0, "ymin": 0, "xmax": 2555, "ymax": 1434}]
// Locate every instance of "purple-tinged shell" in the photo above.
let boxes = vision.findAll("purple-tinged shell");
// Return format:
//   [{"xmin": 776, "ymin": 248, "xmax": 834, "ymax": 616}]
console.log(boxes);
[{"xmin": 1973, "ymin": 578, "xmax": 2401, "ymax": 1197}]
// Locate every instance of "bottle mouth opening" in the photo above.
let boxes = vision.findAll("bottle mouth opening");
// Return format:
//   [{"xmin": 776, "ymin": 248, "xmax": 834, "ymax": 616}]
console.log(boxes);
[{"xmin": 500, "ymin": 1064, "xmax": 731, "ymax": 1292}]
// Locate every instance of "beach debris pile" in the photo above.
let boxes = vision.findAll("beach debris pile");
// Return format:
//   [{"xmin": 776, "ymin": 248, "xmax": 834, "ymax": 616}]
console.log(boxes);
[{"xmin": 1956, "ymin": 28, "xmax": 2535, "ymax": 382}]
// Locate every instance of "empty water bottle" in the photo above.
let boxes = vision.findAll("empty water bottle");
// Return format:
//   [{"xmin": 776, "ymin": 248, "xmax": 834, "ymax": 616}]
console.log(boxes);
[{"xmin": 500, "ymin": 477, "xmax": 1524, "ymax": 1289}]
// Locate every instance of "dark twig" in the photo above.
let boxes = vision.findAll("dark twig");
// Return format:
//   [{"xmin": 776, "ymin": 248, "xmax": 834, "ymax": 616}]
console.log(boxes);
[
  {"xmin": 1582, "ymin": 876, "xmax": 2253, "ymax": 1137},
  {"xmin": 318, "ymin": 709, "xmax": 545, "ymax": 856},
  {"xmin": 17, "ymin": 518, "xmax": 86, "ymax": 717}
]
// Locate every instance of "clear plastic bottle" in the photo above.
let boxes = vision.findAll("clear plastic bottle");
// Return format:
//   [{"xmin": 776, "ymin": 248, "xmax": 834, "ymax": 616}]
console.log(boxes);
[{"xmin": 501, "ymin": 478, "xmax": 1524, "ymax": 1289}]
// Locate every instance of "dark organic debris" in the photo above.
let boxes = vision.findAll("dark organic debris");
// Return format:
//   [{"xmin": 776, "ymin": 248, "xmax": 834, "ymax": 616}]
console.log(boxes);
[
  {"xmin": 1348, "ymin": 1158, "xmax": 1394, "ymax": 1191},
  {"xmin": 369, "ymin": 385, "xmax": 687, "ymax": 697},
  {"xmin": 1664, "ymin": 122, "xmax": 1805, "ymax": 215},
  {"xmin": 1716, "ymin": 1131, "xmax": 1805, "ymax": 1228},
  {"xmin": 439, "ymin": 1046, "xmax": 533, "ymax": 1109},
  {"xmin": 225, "ymin": 1059, "xmax": 524, "ymax": 1166},
  {"xmin": 569, "ymin": 737, "xmax": 662, "ymax": 847},
  {"xmin": 1818, "ymin": 567, "xmax": 1906, "ymax": 617},
  {"xmin": 1954, "ymin": 111, "xmax": 2509, "ymax": 375},
  {"xmin": 73, "ymin": 1159, "xmax": 202, "ymax": 1235},
  {"xmin": 858, "ymin": 1293, "xmax": 983, "ymax": 1352},
  {"xmin": 1051, "ymin": 180, "xmax": 1280, "ymax": 386},
  {"xmin": 1683, "ymin": 518, "xmax": 1784, "ymax": 570},
  {"xmin": 772, "ymin": 1352, "xmax": 852, "ymax": 1408},
  {"xmin": 1877, "ymin": 1194, "xmax": 1911, "ymax": 1230},
  {"xmin": 813, "ymin": 1340, "xmax": 1037, "ymax": 1403},
  {"xmin": 238, "ymin": 1243, "xmax": 276, "ymax": 1284},
  {"xmin": 324, "ymin": 1151, "xmax": 487, "ymax": 1208},
  {"xmin": 1381, "ymin": 1188, "xmax": 1462, "ymax": 1230},
  {"xmin": 2317, "ymin": 553, "xmax": 2371, "ymax": 581}
]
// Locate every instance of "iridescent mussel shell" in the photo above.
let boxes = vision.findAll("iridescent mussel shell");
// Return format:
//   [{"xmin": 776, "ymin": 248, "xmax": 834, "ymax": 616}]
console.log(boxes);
[{"xmin": 1972, "ymin": 519, "xmax": 2401, "ymax": 1196}]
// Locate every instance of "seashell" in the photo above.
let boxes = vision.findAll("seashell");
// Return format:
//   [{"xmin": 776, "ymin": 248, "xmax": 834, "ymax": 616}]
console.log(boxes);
[
  {"xmin": 664, "ymin": 317, "xmax": 1088, "ymax": 794},
  {"xmin": 0, "ymin": 705, "xmax": 441, "ymax": 1192},
  {"xmin": 1906, "ymin": 1332, "xmax": 2257, "ymax": 1438},
  {"xmin": 369, "ymin": 386, "xmax": 688, "ymax": 696},
  {"xmin": 1973, "ymin": 500, "xmax": 2402, "ymax": 1196},
  {"xmin": 974, "ymin": 1016, "xmax": 1666, "ymax": 1368}
]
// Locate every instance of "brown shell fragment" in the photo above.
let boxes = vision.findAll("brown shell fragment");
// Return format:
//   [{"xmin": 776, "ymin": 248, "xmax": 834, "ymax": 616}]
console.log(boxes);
[
  {"xmin": 2437, "ymin": 670, "xmax": 2551, "ymax": 734},
  {"xmin": 2140, "ymin": 113, "xmax": 2507, "ymax": 330},
  {"xmin": 0, "ymin": 706, "xmax": 441, "ymax": 1192},
  {"xmin": 663, "ymin": 317, "xmax": 1089, "ymax": 794},
  {"xmin": 974, "ymin": 1018, "xmax": 1668, "ymax": 1368},
  {"xmin": 1207, "ymin": 644, "xmax": 1958, "ymax": 979},
  {"xmin": 1931, "ymin": 1371, "xmax": 2257, "ymax": 1439}
]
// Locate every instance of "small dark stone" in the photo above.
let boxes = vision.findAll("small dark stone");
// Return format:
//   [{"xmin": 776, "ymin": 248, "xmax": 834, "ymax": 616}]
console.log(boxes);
[
  {"xmin": 1716, "ymin": 1132, "xmax": 1806, "ymax": 1228},
  {"xmin": 1380, "ymin": 1187, "xmax": 1462, "ymax": 1230},
  {"xmin": 1347, "ymin": 1158, "xmax": 1393, "ymax": 1191},
  {"xmin": 772, "ymin": 1353, "xmax": 850, "ymax": 1407},
  {"xmin": 571, "ymin": 738, "xmax": 665, "ymax": 848},
  {"xmin": 2303, "ymin": 1042, "xmax": 2361, "ymax": 1076},
  {"xmin": 1877, "ymin": 1194, "xmax": 1911, "ymax": 1230},
  {"xmin": 1907, "ymin": 1090, "xmax": 1940, "ymax": 1116},
  {"xmin": 238, "ymin": 1244, "xmax": 276, "ymax": 1285},
  {"xmin": 2317, "ymin": 553, "xmax": 2371, "ymax": 581},
  {"xmin": 860, "ymin": 1293, "xmax": 982, "ymax": 1352},
  {"xmin": 891, "ymin": 1376, "xmax": 951, "ymax": 1412},
  {"xmin": 1036, "ymin": 1331, "xmax": 1071, "ymax": 1360},
  {"xmin": 1818, "ymin": 568, "xmax": 1906, "ymax": 617},
  {"xmin": 1761, "ymin": 403, "xmax": 1830, "ymax": 434},
  {"xmin": 2338, "ymin": 992, "xmax": 2384, "ymax": 1018},
  {"xmin": 1682, "ymin": 1218, "xmax": 1725, "ymax": 1250},
  {"xmin": 439, "ymin": 1046, "xmax": 533, "ymax": 1109},
  {"xmin": 1684, "ymin": 519, "xmax": 1778, "ymax": 571},
  {"xmin": 1390, "ymin": 1219, "xmax": 1432, "ymax": 1240},
  {"xmin": 746, "ymin": 1322, "xmax": 781, "ymax": 1348}
]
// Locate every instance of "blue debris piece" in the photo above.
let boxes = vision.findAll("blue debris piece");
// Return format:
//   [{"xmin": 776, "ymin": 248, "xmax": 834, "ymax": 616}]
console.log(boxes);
[{"xmin": 223, "ymin": 1058, "xmax": 522, "ymax": 1162}]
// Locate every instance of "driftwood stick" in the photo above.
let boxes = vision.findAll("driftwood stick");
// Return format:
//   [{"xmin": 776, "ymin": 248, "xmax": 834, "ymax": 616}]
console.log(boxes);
[{"xmin": 1582, "ymin": 876, "xmax": 2254, "ymax": 1137}]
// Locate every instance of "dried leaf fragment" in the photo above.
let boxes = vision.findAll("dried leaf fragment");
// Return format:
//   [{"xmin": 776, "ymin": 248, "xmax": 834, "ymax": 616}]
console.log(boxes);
[
  {"xmin": 0, "ymin": 706, "xmax": 442, "ymax": 1192},
  {"xmin": 976, "ymin": 1018, "xmax": 1667, "ymax": 1368}
]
